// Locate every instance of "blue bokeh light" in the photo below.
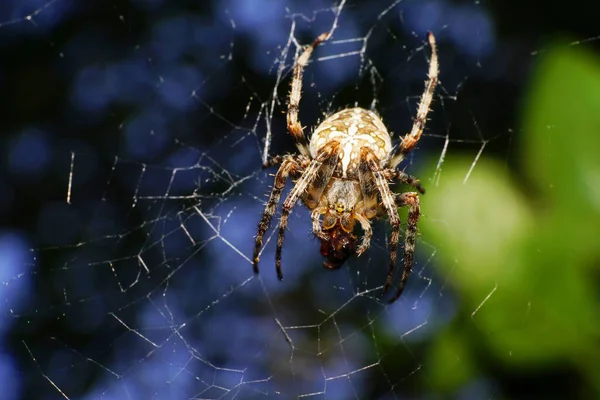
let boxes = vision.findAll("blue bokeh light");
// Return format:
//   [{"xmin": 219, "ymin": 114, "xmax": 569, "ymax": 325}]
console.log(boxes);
[
  {"xmin": 7, "ymin": 128, "xmax": 52, "ymax": 178},
  {"xmin": 123, "ymin": 106, "xmax": 171, "ymax": 160},
  {"xmin": 447, "ymin": 4, "xmax": 495, "ymax": 58},
  {"xmin": 156, "ymin": 65, "xmax": 202, "ymax": 111},
  {"xmin": 0, "ymin": 232, "xmax": 33, "ymax": 328},
  {"xmin": 0, "ymin": 232, "xmax": 31, "ymax": 400},
  {"xmin": 403, "ymin": 0, "xmax": 495, "ymax": 58},
  {"xmin": 0, "ymin": 351, "xmax": 21, "ymax": 400},
  {"xmin": 218, "ymin": 0, "xmax": 288, "ymax": 73}
]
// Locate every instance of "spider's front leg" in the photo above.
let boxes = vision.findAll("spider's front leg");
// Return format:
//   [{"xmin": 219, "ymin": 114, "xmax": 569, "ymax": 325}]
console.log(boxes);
[
  {"xmin": 253, "ymin": 156, "xmax": 305, "ymax": 273},
  {"xmin": 388, "ymin": 32, "xmax": 439, "ymax": 169},
  {"xmin": 287, "ymin": 31, "xmax": 331, "ymax": 158},
  {"xmin": 275, "ymin": 142, "xmax": 339, "ymax": 280}
]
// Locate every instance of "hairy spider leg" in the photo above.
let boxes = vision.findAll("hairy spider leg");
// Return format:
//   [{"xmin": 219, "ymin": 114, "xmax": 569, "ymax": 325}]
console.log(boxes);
[
  {"xmin": 388, "ymin": 32, "xmax": 439, "ymax": 169},
  {"xmin": 275, "ymin": 142, "xmax": 339, "ymax": 279},
  {"xmin": 253, "ymin": 156, "xmax": 306, "ymax": 273},
  {"xmin": 286, "ymin": 32, "xmax": 331, "ymax": 159},
  {"xmin": 387, "ymin": 192, "xmax": 421, "ymax": 303}
]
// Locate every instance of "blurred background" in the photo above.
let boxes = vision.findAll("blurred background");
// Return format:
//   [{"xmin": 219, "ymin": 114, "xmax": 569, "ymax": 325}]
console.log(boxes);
[{"xmin": 0, "ymin": 0, "xmax": 599, "ymax": 399}]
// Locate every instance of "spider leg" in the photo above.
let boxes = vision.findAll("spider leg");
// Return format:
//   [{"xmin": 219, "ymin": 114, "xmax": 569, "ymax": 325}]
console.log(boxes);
[
  {"xmin": 388, "ymin": 32, "xmax": 438, "ymax": 169},
  {"xmin": 383, "ymin": 169, "xmax": 426, "ymax": 194},
  {"xmin": 275, "ymin": 142, "xmax": 339, "ymax": 279},
  {"xmin": 263, "ymin": 155, "xmax": 285, "ymax": 168},
  {"xmin": 388, "ymin": 192, "xmax": 421, "ymax": 304},
  {"xmin": 311, "ymin": 207, "xmax": 329, "ymax": 240},
  {"xmin": 355, "ymin": 157, "xmax": 380, "ymax": 255},
  {"xmin": 253, "ymin": 156, "xmax": 305, "ymax": 273},
  {"xmin": 307, "ymin": 151, "xmax": 338, "ymax": 240},
  {"xmin": 354, "ymin": 212, "xmax": 372, "ymax": 257},
  {"xmin": 303, "ymin": 143, "xmax": 337, "ymax": 210},
  {"xmin": 358, "ymin": 153, "xmax": 379, "ymax": 219},
  {"xmin": 361, "ymin": 148, "xmax": 401, "ymax": 298},
  {"xmin": 287, "ymin": 32, "xmax": 331, "ymax": 158}
]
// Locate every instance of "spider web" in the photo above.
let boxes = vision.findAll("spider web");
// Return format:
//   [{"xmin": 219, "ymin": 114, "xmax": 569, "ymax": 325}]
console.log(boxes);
[{"xmin": 1, "ymin": 0, "xmax": 595, "ymax": 399}]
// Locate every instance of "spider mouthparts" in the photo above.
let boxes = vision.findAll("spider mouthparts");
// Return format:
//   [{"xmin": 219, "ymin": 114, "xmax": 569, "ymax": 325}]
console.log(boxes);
[{"xmin": 319, "ymin": 226, "xmax": 357, "ymax": 270}]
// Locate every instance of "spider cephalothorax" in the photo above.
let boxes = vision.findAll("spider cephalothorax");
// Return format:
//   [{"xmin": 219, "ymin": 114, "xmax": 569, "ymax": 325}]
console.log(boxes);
[{"xmin": 253, "ymin": 32, "xmax": 438, "ymax": 303}]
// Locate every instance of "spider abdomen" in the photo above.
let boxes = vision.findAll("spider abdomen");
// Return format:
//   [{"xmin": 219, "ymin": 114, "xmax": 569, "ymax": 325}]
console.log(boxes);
[{"xmin": 309, "ymin": 107, "xmax": 392, "ymax": 178}]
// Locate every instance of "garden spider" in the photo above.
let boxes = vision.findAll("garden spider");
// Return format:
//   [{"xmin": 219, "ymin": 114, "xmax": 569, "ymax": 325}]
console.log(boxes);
[{"xmin": 253, "ymin": 32, "xmax": 438, "ymax": 303}]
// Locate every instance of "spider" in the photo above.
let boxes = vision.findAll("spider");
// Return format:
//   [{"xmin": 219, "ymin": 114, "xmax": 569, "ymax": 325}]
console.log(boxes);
[{"xmin": 253, "ymin": 32, "xmax": 438, "ymax": 303}]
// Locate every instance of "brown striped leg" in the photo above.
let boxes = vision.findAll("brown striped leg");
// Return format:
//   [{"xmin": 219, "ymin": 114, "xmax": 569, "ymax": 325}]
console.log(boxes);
[
  {"xmin": 361, "ymin": 148, "xmax": 401, "ymax": 298},
  {"xmin": 287, "ymin": 32, "xmax": 331, "ymax": 157},
  {"xmin": 253, "ymin": 156, "xmax": 303, "ymax": 273},
  {"xmin": 383, "ymin": 169, "xmax": 426, "ymax": 194},
  {"xmin": 275, "ymin": 143, "xmax": 338, "ymax": 280},
  {"xmin": 387, "ymin": 192, "xmax": 421, "ymax": 303},
  {"xmin": 388, "ymin": 32, "xmax": 439, "ymax": 168}
]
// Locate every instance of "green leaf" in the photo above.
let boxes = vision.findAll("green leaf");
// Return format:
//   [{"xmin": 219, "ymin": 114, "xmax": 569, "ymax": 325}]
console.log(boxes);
[{"xmin": 419, "ymin": 42, "xmax": 600, "ymax": 393}]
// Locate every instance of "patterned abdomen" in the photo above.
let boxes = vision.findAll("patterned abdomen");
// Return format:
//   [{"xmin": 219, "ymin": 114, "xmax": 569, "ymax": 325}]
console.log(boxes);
[{"xmin": 309, "ymin": 108, "xmax": 392, "ymax": 178}]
